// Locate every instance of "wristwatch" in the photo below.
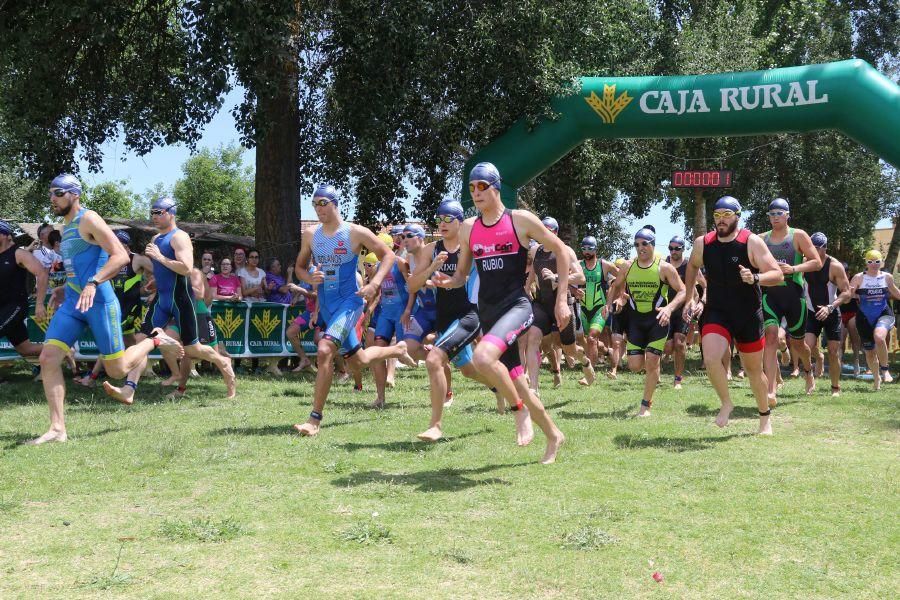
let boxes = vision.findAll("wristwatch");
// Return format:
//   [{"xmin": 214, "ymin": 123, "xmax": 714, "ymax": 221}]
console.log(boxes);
[{"xmin": 86, "ymin": 277, "xmax": 100, "ymax": 287}]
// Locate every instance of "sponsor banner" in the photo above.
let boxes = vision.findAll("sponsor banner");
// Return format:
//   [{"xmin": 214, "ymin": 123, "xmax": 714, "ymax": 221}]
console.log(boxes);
[{"xmin": 0, "ymin": 301, "xmax": 317, "ymax": 361}]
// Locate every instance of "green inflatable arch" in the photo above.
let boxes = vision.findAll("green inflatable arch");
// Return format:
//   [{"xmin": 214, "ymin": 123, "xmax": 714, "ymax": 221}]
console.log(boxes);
[{"xmin": 462, "ymin": 59, "xmax": 900, "ymax": 207}]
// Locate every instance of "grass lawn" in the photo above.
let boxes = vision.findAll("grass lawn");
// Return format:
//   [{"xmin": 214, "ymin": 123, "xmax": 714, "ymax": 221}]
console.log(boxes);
[{"xmin": 0, "ymin": 354, "xmax": 897, "ymax": 598}]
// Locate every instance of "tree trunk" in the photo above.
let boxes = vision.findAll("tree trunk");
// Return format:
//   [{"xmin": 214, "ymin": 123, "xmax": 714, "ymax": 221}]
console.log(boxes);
[
  {"xmin": 692, "ymin": 188, "xmax": 706, "ymax": 239},
  {"xmin": 254, "ymin": 11, "xmax": 301, "ymax": 275},
  {"xmin": 884, "ymin": 212, "xmax": 900, "ymax": 275}
]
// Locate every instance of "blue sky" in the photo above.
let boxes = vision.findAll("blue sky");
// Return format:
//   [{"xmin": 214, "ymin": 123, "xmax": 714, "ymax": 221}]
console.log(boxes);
[{"xmin": 78, "ymin": 86, "xmax": 889, "ymax": 258}]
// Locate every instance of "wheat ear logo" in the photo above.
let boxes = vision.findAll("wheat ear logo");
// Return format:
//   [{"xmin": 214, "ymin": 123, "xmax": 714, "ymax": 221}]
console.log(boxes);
[
  {"xmin": 585, "ymin": 84, "xmax": 633, "ymax": 124},
  {"xmin": 251, "ymin": 310, "xmax": 282, "ymax": 338},
  {"xmin": 31, "ymin": 303, "xmax": 57, "ymax": 333},
  {"xmin": 215, "ymin": 309, "xmax": 245, "ymax": 338}
]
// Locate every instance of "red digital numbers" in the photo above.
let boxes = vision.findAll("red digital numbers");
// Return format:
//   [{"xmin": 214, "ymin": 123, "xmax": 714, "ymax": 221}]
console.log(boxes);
[{"xmin": 671, "ymin": 170, "xmax": 733, "ymax": 189}]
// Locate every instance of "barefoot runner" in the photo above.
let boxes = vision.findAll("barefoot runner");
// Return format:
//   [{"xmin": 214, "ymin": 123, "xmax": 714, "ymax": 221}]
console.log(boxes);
[
  {"xmin": 523, "ymin": 216, "xmax": 593, "ymax": 392},
  {"xmin": 761, "ymin": 198, "xmax": 822, "ymax": 402},
  {"xmin": 433, "ymin": 162, "xmax": 565, "ymax": 464},
  {"xmin": 103, "ymin": 197, "xmax": 236, "ymax": 403},
  {"xmin": 409, "ymin": 199, "xmax": 504, "ymax": 441},
  {"xmin": 803, "ymin": 233, "xmax": 851, "ymax": 396},
  {"xmin": 849, "ymin": 249, "xmax": 900, "ymax": 390},
  {"xmin": 31, "ymin": 175, "xmax": 184, "ymax": 444},
  {"xmin": 293, "ymin": 184, "xmax": 415, "ymax": 436},
  {"xmin": 682, "ymin": 196, "xmax": 784, "ymax": 435},
  {"xmin": 0, "ymin": 219, "xmax": 49, "ymax": 360},
  {"xmin": 607, "ymin": 228, "xmax": 686, "ymax": 416}
]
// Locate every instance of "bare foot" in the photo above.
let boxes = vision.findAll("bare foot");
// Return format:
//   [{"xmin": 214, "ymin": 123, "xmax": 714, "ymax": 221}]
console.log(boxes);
[
  {"xmin": 758, "ymin": 414, "xmax": 773, "ymax": 436},
  {"xmin": 637, "ymin": 404, "xmax": 651, "ymax": 418},
  {"xmin": 386, "ymin": 378, "xmax": 395, "ymax": 389},
  {"xmin": 805, "ymin": 371, "xmax": 816, "ymax": 395},
  {"xmin": 831, "ymin": 386, "xmax": 841, "ymax": 397},
  {"xmin": 74, "ymin": 376, "xmax": 95, "ymax": 388},
  {"xmin": 883, "ymin": 370, "xmax": 894, "ymax": 384},
  {"xmin": 153, "ymin": 328, "xmax": 185, "ymax": 361},
  {"xmin": 540, "ymin": 433, "xmax": 565, "ymax": 465},
  {"xmin": 370, "ymin": 398, "xmax": 385, "ymax": 410},
  {"xmin": 293, "ymin": 421, "xmax": 320, "ymax": 436},
  {"xmin": 25, "ymin": 429, "xmax": 67, "ymax": 445},
  {"xmin": 582, "ymin": 364, "xmax": 595, "ymax": 386},
  {"xmin": 673, "ymin": 377, "xmax": 683, "ymax": 390},
  {"xmin": 443, "ymin": 391, "xmax": 453, "ymax": 407},
  {"xmin": 515, "ymin": 408, "xmax": 534, "ymax": 446},
  {"xmin": 266, "ymin": 366, "xmax": 283, "ymax": 377},
  {"xmin": 737, "ymin": 370, "xmax": 745, "ymax": 379},
  {"xmin": 221, "ymin": 359, "xmax": 237, "ymax": 399},
  {"xmin": 291, "ymin": 360, "xmax": 315, "ymax": 373},
  {"xmin": 416, "ymin": 426, "xmax": 443, "ymax": 442},
  {"xmin": 715, "ymin": 400, "xmax": 734, "ymax": 428},
  {"xmin": 552, "ymin": 372, "xmax": 562, "ymax": 388},
  {"xmin": 165, "ymin": 389, "xmax": 185, "ymax": 401},
  {"xmin": 790, "ymin": 368, "xmax": 800, "ymax": 378},
  {"xmin": 102, "ymin": 381, "xmax": 135, "ymax": 405},
  {"xmin": 396, "ymin": 341, "xmax": 417, "ymax": 368},
  {"xmin": 606, "ymin": 370, "xmax": 617, "ymax": 380},
  {"xmin": 767, "ymin": 394, "xmax": 778, "ymax": 409}
]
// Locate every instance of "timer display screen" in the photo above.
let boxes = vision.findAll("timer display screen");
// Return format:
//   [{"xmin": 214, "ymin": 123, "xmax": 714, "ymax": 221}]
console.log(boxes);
[{"xmin": 671, "ymin": 170, "xmax": 733, "ymax": 188}]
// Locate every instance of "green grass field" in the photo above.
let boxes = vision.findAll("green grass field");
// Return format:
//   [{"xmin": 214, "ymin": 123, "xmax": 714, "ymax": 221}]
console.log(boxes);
[{"xmin": 1, "ymin": 354, "xmax": 897, "ymax": 599}]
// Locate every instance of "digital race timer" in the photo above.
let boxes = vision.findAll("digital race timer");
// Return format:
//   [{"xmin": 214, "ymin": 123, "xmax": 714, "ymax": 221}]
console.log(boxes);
[{"xmin": 671, "ymin": 170, "xmax": 733, "ymax": 188}]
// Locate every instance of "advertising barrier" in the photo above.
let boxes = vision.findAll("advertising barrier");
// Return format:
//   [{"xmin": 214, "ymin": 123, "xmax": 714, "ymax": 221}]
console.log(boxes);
[{"xmin": 0, "ymin": 301, "xmax": 317, "ymax": 361}]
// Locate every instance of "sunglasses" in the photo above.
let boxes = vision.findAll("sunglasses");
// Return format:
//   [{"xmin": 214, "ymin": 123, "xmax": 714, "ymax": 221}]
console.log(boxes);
[
  {"xmin": 767, "ymin": 210, "xmax": 787, "ymax": 217},
  {"xmin": 581, "ymin": 247, "xmax": 596, "ymax": 252},
  {"xmin": 150, "ymin": 209, "xmax": 167, "ymax": 216},
  {"xmin": 668, "ymin": 246, "xmax": 684, "ymax": 252},
  {"xmin": 633, "ymin": 241, "xmax": 652, "ymax": 248},
  {"xmin": 468, "ymin": 181, "xmax": 493, "ymax": 193},
  {"xmin": 866, "ymin": 259, "xmax": 882, "ymax": 265},
  {"xmin": 404, "ymin": 233, "xmax": 420, "ymax": 239},
  {"xmin": 49, "ymin": 189, "xmax": 68, "ymax": 198},
  {"xmin": 712, "ymin": 210, "xmax": 737, "ymax": 219},
  {"xmin": 435, "ymin": 215, "xmax": 457, "ymax": 223},
  {"xmin": 312, "ymin": 198, "xmax": 332, "ymax": 207}
]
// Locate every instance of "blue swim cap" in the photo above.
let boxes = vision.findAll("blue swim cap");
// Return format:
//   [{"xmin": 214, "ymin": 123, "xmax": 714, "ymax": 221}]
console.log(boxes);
[
  {"xmin": 641, "ymin": 224, "xmax": 656, "ymax": 234},
  {"xmin": 669, "ymin": 235, "xmax": 685, "ymax": 247},
  {"xmin": 581, "ymin": 235, "xmax": 598, "ymax": 250},
  {"xmin": 313, "ymin": 184, "xmax": 339, "ymax": 204},
  {"xmin": 389, "ymin": 225, "xmax": 405, "ymax": 236},
  {"xmin": 115, "ymin": 230, "xmax": 131, "ymax": 245},
  {"xmin": 635, "ymin": 228, "xmax": 656, "ymax": 245},
  {"xmin": 152, "ymin": 196, "xmax": 177, "ymax": 215},
  {"xmin": 811, "ymin": 232, "xmax": 827, "ymax": 248},
  {"xmin": 403, "ymin": 224, "xmax": 426, "ymax": 238},
  {"xmin": 713, "ymin": 196, "xmax": 742, "ymax": 214},
  {"xmin": 50, "ymin": 173, "xmax": 82, "ymax": 195},
  {"xmin": 542, "ymin": 216, "xmax": 559, "ymax": 232},
  {"xmin": 469, "ymin": 162, "xmax": 501, "ymax": 190},
  {"xmin": 0, "ymin": 220, "xmax": 13, "ymax": 236},
  {"xmin": 436, "ymin": 199, "xmax": 465, "ymax": 221},
  {"xmin": 769, "ymin": 197, "xmax": 790, "ymax": 212}
]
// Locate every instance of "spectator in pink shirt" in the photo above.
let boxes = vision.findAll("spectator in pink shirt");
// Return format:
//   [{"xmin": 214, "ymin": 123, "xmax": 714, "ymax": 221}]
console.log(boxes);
[{"xmin": 210, "ymin": 258, "xmax": 242, "ymax": 301}]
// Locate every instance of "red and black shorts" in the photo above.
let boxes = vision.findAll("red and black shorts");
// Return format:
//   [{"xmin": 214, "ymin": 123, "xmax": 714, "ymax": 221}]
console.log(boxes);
[{"xmin": 700, "ymin": 305, "xmax": 765, "ymax": 353}]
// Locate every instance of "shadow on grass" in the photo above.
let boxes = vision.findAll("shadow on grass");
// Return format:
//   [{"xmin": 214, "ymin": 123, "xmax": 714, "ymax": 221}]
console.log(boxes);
[
  {"xmin": 210, "ymin": 417, "xmax": 377, "ymax": 437},
  {"xmin": 330, "ymin": 461, "xmax": 530, "ymax": 492},
  {"xmin": 543, "ymin": 399, "xmax": 573, "ymax": 411},
  {"xmin": 685, "ymin": 399, "xmax": 802, "ymax": 419},
  {"xmin": 613, "ymin": 432, "xmax": 744, "ymax": 452},
  {"xmin": 336, "ymin": 430, "xmax": 490, "ymax": 453},
  {"xmin": 558, "ymin": 406, "xmax": 633, "ymax": 421},
  {"xmin": 2, "ymin": 427, "xmax": 123, "ymax": 449}
]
